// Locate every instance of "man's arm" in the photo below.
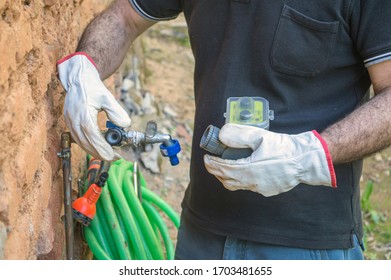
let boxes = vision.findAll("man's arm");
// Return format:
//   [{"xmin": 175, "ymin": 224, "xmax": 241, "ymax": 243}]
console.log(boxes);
[
  {"xmin": 321, "ymin": 60, "xmax": 391, "ymax": 164},
  {"xmin": 56, "ymin": 0, "xmax": 155, "ymax": 161},
  {"xmin": 76, "ymin": 0, "xmax": 155, "ymax": 79}
]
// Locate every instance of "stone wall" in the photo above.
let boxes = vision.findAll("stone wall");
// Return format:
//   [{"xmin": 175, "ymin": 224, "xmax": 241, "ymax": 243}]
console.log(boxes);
[{"xmin": 0, "ymin": 0, "xmax": 113, "ymax": 259}]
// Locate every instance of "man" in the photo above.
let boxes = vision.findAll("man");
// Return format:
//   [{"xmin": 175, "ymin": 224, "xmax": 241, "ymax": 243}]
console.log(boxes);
[{"xmin": 57, "ymin": 0, "xmax": 391, "ymax": 259}]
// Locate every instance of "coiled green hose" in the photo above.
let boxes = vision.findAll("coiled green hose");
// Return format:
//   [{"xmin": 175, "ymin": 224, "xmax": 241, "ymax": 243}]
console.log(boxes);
[{"xmin": 83, "ymin": 157, "xmax": 180, "ymax": 260}]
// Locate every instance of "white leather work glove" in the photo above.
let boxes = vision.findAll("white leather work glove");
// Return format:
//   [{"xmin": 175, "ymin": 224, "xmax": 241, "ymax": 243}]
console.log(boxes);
[
  {"xmin": 57, "ymin": 52, "xmax": 131, "ymax": 161},
  {"xmin": 204, "ymin": 123, "xmax": 337, "ymax": 197}
]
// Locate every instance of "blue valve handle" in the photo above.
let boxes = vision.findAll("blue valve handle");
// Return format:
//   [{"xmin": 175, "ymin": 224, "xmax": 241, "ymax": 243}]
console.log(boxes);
[
  {"xmin": 160, "ymin": 140, "xmax": 181, "ymax": 166},
  {"xmin": 106, "ymin": 121, "xmax": 121, "ymax": 129}
]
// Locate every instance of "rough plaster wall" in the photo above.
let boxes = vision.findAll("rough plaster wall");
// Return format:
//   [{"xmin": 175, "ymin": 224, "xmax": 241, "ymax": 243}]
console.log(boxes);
[{"xmin": 0, "ymin": 0, "xmax": 113, "ymax": 259}]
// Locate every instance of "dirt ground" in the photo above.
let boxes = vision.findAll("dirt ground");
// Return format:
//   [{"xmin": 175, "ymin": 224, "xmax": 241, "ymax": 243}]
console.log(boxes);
[{"xmin": 131, "ymin": 15, "xmax": 391, "ymax": 260}]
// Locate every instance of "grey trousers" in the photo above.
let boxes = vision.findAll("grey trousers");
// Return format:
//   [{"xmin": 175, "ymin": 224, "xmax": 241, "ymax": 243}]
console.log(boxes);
[{"xmin": 175, "ymin": 214, "xmax": 364, "ymax": 260}]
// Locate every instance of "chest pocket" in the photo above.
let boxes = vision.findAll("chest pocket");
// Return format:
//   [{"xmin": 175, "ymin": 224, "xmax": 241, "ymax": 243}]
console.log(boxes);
[{"xmin": 270, "ymin": 5, "xmax": 339, "ymax": 77}]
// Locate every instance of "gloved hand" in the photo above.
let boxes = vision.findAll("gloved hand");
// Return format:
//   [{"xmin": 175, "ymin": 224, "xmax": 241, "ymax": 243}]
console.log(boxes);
[
  {"xmin": 57, "ymin": 52, "xmax": 131, "ymax": 161},
  {"xmin": 204, "ymin": 123, "xmax": 337, "ymax": 197}
]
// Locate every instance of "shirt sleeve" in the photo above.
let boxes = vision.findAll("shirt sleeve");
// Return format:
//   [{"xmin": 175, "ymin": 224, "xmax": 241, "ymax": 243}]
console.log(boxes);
[
  {"xmin": 350, "ymin": 0, "xmax": 391, "ymax": 67},
  {"xmin": 129, "ymin": 0, "xmax": 183, "ymax": 21}
]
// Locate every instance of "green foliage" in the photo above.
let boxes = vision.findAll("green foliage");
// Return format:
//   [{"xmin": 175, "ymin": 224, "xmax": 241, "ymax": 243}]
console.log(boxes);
[
  {"xmin": 362, "ymin": 181, "xmax": 386, "ymax": 230},
  {"xmin": 361, "ymin": 180, "xmax": 389, "ymax": 259},
  {"xmin": 361, "ymin": 180, "xmax": 373, "ymax": 212}
]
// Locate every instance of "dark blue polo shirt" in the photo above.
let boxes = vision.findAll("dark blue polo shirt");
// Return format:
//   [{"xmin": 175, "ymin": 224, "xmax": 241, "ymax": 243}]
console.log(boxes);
[{"xmin": 130, "ymin": 0, "xmax": 391, "ymax": 249}]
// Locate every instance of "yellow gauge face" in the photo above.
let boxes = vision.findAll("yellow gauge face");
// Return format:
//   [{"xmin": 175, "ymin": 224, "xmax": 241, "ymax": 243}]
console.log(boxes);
[{"xmin": 228, "ymin": 97, "xmax": 265, "ymax": 126}]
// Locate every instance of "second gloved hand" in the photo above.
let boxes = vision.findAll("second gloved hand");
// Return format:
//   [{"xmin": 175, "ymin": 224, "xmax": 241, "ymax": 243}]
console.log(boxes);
[
  {"xmin": 57, "ymin": 53, "xmax": 131, "ymax": 161},
  {"xmin": 204, "ymin": 123, "xmax": 337, "ymax": 197}
]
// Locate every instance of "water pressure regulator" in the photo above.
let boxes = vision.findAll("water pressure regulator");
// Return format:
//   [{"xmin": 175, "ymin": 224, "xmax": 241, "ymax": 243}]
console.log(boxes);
[{"xmin": 200, "ymin": 96, "xmax": 274, "ymax": 159}]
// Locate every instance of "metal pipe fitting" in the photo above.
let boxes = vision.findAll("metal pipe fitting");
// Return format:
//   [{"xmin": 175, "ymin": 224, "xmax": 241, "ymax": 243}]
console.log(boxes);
[{"xmin": 104, "ymin": 121, "xmax": 181, "ymax": 166}]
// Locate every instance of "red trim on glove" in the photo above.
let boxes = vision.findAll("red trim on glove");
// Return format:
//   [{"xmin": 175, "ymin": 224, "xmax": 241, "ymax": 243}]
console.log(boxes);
[
  {"xmin": 312, "ymin": 130, "xmax": 337, "ymax": 188},
  {"xmin": 56, "ymin": 52, "xmax": 97, "ymax": 68}
]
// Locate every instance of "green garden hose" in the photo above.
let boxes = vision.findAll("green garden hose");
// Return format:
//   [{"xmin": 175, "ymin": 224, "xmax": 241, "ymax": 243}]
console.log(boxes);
[{"xmin": 82, "ymin": 157, "xmax": 180, "ymax": 260}]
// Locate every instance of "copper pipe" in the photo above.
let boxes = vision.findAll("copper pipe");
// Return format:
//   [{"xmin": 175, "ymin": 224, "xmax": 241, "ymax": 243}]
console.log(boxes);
[{"xmin": 57, "ymin": 132, "xmax": 74, "ymax": 260}]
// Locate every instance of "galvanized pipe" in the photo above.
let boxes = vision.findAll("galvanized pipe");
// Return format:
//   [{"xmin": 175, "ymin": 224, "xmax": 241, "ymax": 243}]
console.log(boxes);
[{"xmin": 133, "ymin": 161, "xmax": 142, "ymax": 201}]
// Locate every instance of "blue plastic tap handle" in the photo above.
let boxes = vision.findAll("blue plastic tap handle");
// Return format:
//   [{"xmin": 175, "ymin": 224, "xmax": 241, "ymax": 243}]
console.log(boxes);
[
  {"xmin": 106, "ymin": 121, "xmax": 121, "ymax": 129},
  {"xmin": 160, "ymin": 140, "xmax": 181, "ymax": 166}
]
